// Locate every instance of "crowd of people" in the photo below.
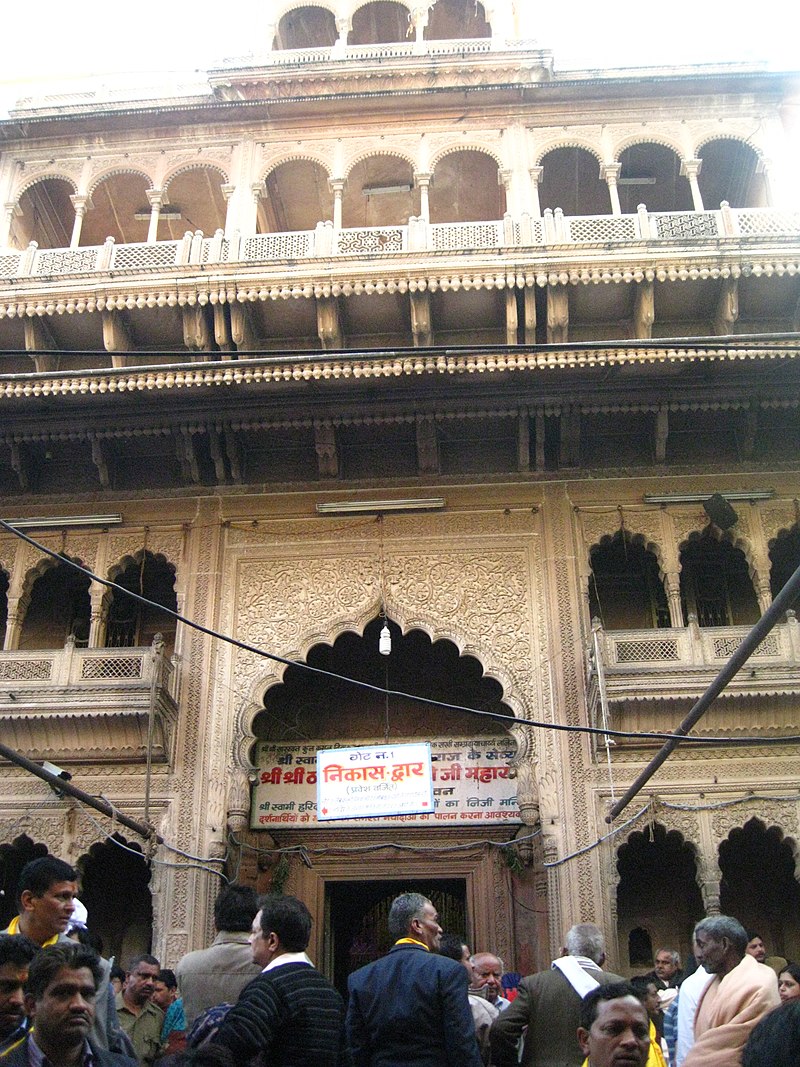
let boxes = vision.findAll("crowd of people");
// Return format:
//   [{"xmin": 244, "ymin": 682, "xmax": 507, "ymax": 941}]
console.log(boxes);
[{"xmin": 1, "ymin": 855, "xmax": 799, "ymax": 1067}]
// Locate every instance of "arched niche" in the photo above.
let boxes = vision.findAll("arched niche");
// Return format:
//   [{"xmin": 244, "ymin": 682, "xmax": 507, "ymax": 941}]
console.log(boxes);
[
  {"xmin": 273, "ymin": 5, "xmax": 337, "ymax": 49},
  {"xmin": 617, "ymin": 143, "xmax": 692, "ymax": 215},
  {"xmin": 698, "ymin": 139, "xmax": 767, "ymax": 209},
  {"xmin": 538, "ymin": 147, "xmax": 609, "ymax": 217},
  {"xmin": 81, "ymin": 171, "xmax": 151, "ymax": 247},
  {"xmin": 342, "ymin": 155, "xmax": 418, "ymax": 227},
  {"xmin": 0, "ymin": 834, "xmax": 49, "ymax": 929},
  {"xmin": 424, "ymin": 0, "xmax": 490, "ymax": 39},
  {"xmin": 162, "ymin": 166, "xmax": 229, "ymax": 240},
  {"xmin": 252, "ymin": 615, "xmax": 515, "ymax": 744},
  {"xmin": 348, "ymin": 1, "xmax": 411, "ymax": 45},
  {"xmin": 78, "ymin": 834, "xmax": 154, "ymax": 963},
  {"xmin": 260, "ymin": 159, "xmax": 333, "ymax": 233},
  {"xmin": 18, "ymin": 556, "xmax": 91, "ymax": 650},
  {"xmin": 11, "ymin": 178, "xmax": 76, "ymax": 250},
  {"xmin": 769, "ymin": 524, "xmax": 800, "ymax": 612},
  {"xmin": 589, "ymin": 530, "xmax": 669, "ymax": 630},
  {"xmin": 678, "ymin": 528, "xmax": 759, "ymax": 627},
  {"xmin": 105, "ymin": 551, "xmax": 178, "ymax": 655},
  {"xmin": 616, "ymin": 823, "xmax": 703, "ymax": 972},
  {"xmin": 429, "ymin": 149, "xmax": 504, "ymax": 223},
  {"xmin": 719, "ymin": 817, "xmax": 800, "ymax": 960}
]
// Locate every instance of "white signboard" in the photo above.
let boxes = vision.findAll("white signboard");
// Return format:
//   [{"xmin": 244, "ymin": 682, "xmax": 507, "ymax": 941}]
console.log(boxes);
[
  {"xmin": 251, "ymin": 736, "xmax": 520, "ymax": 829},
  {"xmin": 316, "ymin": 742, "xmax": 433, "ymax": 821}
]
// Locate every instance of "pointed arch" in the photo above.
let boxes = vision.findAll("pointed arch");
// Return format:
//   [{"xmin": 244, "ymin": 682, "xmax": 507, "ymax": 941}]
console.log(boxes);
[
  {"xmin": 18, "ymin": 554, "xmax": 91, "ymax": 650},
  {"xmin": 588, "ymin": 529, "xmax": 670, "ymax": 630},
  {"xmin": 678, "ymin": 527, "xmax": 760, "ymax": 627}
]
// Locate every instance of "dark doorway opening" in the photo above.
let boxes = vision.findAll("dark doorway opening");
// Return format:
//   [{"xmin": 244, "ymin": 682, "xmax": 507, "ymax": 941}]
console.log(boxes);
[{"xmin": 326, "ymin": 878, "xmax": 467, "ymax": 998}]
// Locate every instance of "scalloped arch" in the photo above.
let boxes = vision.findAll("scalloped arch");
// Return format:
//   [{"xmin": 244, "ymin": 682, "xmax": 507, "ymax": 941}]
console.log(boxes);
[
  {"xmin": 87, "ymin": 166, "xmax": 153, "ymax": 198},
  {"xmin": 588, "ymin": 527, "xmax": 667, "ymax": 573},
  {"xmin": 260, "ymin": 153, "xmax": 334, "ymax": 184},
  {"xmin": 237, "ymin": 601, "xmax": 527, "ymax": 755},
  {"xmin": 15, "ymin": 172, "xmax": 79, "ymax": 202},
  {"xmin": 534, "ymin": 141, "xmax": 604, "ymax": 167},
  {"xmin": 694, "ymin": 133, "xmax": 764, "ymax": 161},
  {"xmin": 351, "ymin": 0, "xmax": 413, "ymax": 19},
  {"xmin": 106, "ymin": 548, "xmax": 178, "ymax": 583},
  {"xmin": 717, "ymin": 814, "xmax": 800, "ymax": 865},
  {"xmin": 429, "ymin": 143, "xmax": 505, "ymax": 172},
  {"xmin": 678, "ymin": 524, "xmax": 753, "ymax": 561},
  {"xmin": 20, "ymin": 553, "xmax": 87, "ymax": 602},
  {"xmin": 612, "ymin": 135, "xmax": 684, "ymax": 162},
  {"xmin": 162, "ymin": 160, "xmax": 230, "ymax": 192},
  {"xmin": 767, "ymin": 520, "xmax": 799, "ymax": 549},
  {"xmin": 615, "ymin": 816, "xmax": 701, "ymax": 859},
  {"xmin": 344, "ymin": 146, "xmax": 418, "ymax": 178},
  {"xmin": 272, "ymin": 0, "xmax": 338, "ymax": 26}
]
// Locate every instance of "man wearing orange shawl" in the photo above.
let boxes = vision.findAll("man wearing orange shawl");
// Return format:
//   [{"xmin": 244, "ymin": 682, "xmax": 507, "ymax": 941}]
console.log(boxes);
[{"xmin": 683, "ymin": 916, "xmax": 779, "ymax": 1067}]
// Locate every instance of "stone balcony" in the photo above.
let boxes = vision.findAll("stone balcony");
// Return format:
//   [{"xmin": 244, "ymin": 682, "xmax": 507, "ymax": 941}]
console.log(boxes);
[
  {"xmin": 2, "ymin": 206, "xmax": 798, "ymax": 287},
  {"xmin": 586, "ymin": 614, "xmax": 800, "ymax": 746},
  {"xmin": 0, "ymin": 639, "xmax": 179, "ymax": 765}
]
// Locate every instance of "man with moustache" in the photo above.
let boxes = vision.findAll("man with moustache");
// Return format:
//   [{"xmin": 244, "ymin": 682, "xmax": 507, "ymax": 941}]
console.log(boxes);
[
  {"xmin": 0, "ymin": 942, "xmax": 135, "ymax": 1067},
  {"xmin": 0, "ymin": 936, "xmax": 36, "ymax": 1052},
  {"xmin": 577, "ymin": 983, "xmax": 651, "ymax": 1067}
]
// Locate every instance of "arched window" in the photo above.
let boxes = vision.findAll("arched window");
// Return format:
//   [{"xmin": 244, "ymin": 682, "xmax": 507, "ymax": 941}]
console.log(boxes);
[
  {"xmin": 105, "ymin": 553, "xmax": 177, "ymax": 655},
  {"xmin": 273, "ymin": 6, "xmax": 337, "ymax": 49},
  {"xmin": 18, "ymin": 559, "xmax": 91, "ymax": 649},
  {"xmin": 617, "ymin": 143, "xmax": 691, "ymax": 214},
  {"xmin": 0, "ymin": 567, "xmax": 9, "ymax": 647},
  {"xmin": 589, "ymin": 531, "xmax": 670, "ymax": 630},
  {"xmin": 679, "ymin": 530, "xmax": 759, "ymax": 627},
  {"xmin": 698, "ymin": 140, "xmax": 767, "ymax": 209},
  {"xmin": 538, "ymin": 147, "xmax": 609, "ymax": 217},
  {"xmin": 769, "ymin": 525, "xmax": 800, "ymax": 613}
]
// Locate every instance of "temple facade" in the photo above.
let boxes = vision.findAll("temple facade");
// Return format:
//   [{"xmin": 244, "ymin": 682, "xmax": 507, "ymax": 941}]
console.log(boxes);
[{"xmin": 1, "ymin": 0, "xmax": 799, "ymax": 982}]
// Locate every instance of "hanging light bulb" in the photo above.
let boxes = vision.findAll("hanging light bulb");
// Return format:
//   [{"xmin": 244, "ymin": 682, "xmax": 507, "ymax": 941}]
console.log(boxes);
[{"xmin": 379, "ymin": 621, "xmax": 392, "ymax": 656}]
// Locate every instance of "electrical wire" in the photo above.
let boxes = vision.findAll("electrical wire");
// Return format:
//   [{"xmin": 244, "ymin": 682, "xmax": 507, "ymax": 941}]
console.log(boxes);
[{"xmin": 2, "ymin": 518, "xmax": 800, "ymax": 748}]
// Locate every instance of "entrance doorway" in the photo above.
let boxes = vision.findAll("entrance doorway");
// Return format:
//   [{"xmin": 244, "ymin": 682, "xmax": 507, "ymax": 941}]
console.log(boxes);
[{"xmin": 325, "ymin": 878, "xmax": 467, "ymax": 997}]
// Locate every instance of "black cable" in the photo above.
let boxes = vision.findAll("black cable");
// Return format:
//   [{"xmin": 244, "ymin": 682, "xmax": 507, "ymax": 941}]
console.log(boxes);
[{"xmin": 3, "ymin": 517, "xmax": 800, "ymax": 747}]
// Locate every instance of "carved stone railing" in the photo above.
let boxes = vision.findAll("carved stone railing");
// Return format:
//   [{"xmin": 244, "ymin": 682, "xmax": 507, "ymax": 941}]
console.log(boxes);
[
  {"xmin": 1, "ymin": 206, "xmax": 798, "ymax": 283},
  {"xmin": 0, "ymin": 642, "xmax": 176, "ymax": 697},
  {"xmin": 220, "ymin": 38, "xmax": 499, "ymax": 69}
]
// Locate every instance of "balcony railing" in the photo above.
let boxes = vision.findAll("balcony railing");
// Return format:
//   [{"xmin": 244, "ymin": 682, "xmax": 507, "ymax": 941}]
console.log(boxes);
[
  {"xmin": 0, "ymin": 641, "xmax": 176, "ymax": 697},
  {"xmin": 2, "ymin": 206, "xmax": 797, "ymax": 284}
]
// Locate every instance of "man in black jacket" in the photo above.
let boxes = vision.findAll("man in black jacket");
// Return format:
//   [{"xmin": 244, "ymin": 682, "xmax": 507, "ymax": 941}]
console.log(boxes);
[
  {"xmin": 346, "ymin": 892, "xmax": 483, "ymax": 1067},
  {"xmin": 210, "ymin": 894, "xmax": 348, "ymax": 1066}
]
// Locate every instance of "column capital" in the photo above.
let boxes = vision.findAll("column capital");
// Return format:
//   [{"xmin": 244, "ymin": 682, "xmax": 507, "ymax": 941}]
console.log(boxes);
[
  {"xmin": 146, "ymin": 187, "xmax": 167, "ymax": 208},
  {"xmin": 497, "ymin": 168, "xmax": 513, "ymax": 190},
  {"xmin": 328, "ymin": 177, "xmax": 346, "ymax": 194},
  {"xmin": 414, "ymin": 171, "xmax": 432, "ymax": 187},
  {"xmin": 69, "ymin": 194, "xmax": 93, "ymax": 214},
  {"xmin": 680, "ymin": 157, "xmax": 703, "ymax": 178},
  {"xmin": 220, "ymin": 183, "xmax": 236, "ymax": 202},
  {"xmin": 600, "ymin": 162, "xmax": 621, "ymax": 182},
  {"xmin": 528, "ymin": 166, "xmax": 543, "ymax": 182},
  {"xmin": 5, "ymin": 201, "xmax": 23, "ymax": 219},
  {"xmin": 251, "ymin": 181, "xmax": 266, "ymax": 204}
]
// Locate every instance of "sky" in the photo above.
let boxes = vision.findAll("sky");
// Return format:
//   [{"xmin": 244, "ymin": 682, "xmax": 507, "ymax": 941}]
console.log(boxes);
[{"xmin": 0, "ymin": 1, "xmax": 795, "ymax": 118}]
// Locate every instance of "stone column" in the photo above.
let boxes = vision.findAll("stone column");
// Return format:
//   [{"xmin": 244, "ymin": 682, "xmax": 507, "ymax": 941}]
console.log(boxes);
[
  {"xmin": 680, "ymin": 159, "xmax": 704, "ymax": 211},
  {"xmin": 329, "ymin": 179, "xmax": 345, "ymax": 233},
  {"xmin": 664, "ymin": 571, "xmax": 684, "ymax": 628},
  {"xmin": 696, "ymin": 853, "xmax": 722, "ymax": 916},
  {"xmin": 2, "ymin": 202, "xmax": 22, "ymax": 248},
  {"xmin": 498, "ymin": 168, "xmax": 513, "ymax": 216},
  {"xmin": 756, "ymin": 157, "xmax": 773, "ymax": 207},
  {"xmin": 88, "ymin": 581, "xmax": 109, "ymax": 648},
  {"xmin": 415, "ymin": 172, "xmax": 431, "ymax": 223},
  {"xmin": 69, "ymin": 195, "xmax": 92, "ymax": 248},
  {"xmin": 334, "ymin": 16, "xmax": 351, "ymax": 51},
  {"xmin": 3, "ymin": 597, "xmax": 23, "ymax": 650},
  {"xmin": 528, "ymin": 167, "xmax": 543, "ymax": 219},
  {"xmin": 600, "ymin": 163, "xmax": 622, "ymax": 216},
  {"xmin": 146, "ymin": 188, "xmax": 165, "ymax": 243},
  {"xmin": 410, "ymin": 5, "xmax": 429, "ymax": 47}
]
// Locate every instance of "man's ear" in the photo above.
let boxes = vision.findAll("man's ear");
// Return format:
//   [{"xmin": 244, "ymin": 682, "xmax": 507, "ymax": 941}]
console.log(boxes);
[
  {"xmin": 24, "ymin": 993, "xmax": 36, "ymax": 1021},
  {"xmin": 19, "ymin": 889, "xmax": 36, "ymax": 914},
  {"xmin": 598, "ymin": 952, "xmax": 606, "ymax": 968},
  {"xmin": 577, "ymin": 1026, "xmax": 590, "ymax": 1056}
]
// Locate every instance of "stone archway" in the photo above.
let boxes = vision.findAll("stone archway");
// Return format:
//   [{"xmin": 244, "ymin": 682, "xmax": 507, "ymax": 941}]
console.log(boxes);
[
  {"xmin": 719, "ymin": 817, "xmax": 800, "ymax": 960},
  {"xmin": 79, "ymin": 834, "xmax": 154, "ymax": 965},
  {"xmin": 0, "ymin": 834, "xmax": 48, "ymax": 928}
]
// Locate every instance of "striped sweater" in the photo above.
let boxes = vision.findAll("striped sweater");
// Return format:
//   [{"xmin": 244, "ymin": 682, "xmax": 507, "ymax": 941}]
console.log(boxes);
[{"xmin": 211, "ymin": 962, "xmax": 348, "ymax": 1066}]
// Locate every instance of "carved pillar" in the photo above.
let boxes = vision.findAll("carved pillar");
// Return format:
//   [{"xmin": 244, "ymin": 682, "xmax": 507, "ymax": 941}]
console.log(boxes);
[
  {"xmin": 409, "ymin": 5, "xmax": 429, "ymax": 46},
  {"xmin": 524, "ymin": 287, "xmax": 536, "ymax": 344},
  {"xmin": 498, "ymin": 168, "xmax": 513, "ymax": 215},
  {"xmin": 221, "ymin": 183, "xmax": 236, "ymax": 237},
  {"xmin": 3, "ymin": 597, "xmax": 23, "ymax": 650},
  {"xmin": 145, "ymin": 188, "xmax": 166, "ymax": 244},
  {"xmin": 756, "ymin": 157, "xmax": 773, "ymax": 207},
  {"xmin": 410, "ymin": 290, "xmax": 433, "ymax": 347},
  {"xmin": 314, "ymin": 422, "xmax": 339, "ymax": 478},
  {"xmin": 415, "ymin": 416, "xmax": 439, "ymax": 475},
  {"xmin": 748, "ymin": 542, "xmax": 774, "ymax": 615},
  {"xmin": 680, "ymin": 159, "xmax": 704, "ymax": 211},
  {"xmin": 88, "ymin": 581, "xmax": 108, "ymax": 648},
  {"xmin": 317, "ymin": 296, "xmax": 343, "ymax": 350},
  {"xmin": 633, "ymin": 281, "xmax": 654, "ymax": 339},
  {"xmin": 528, "ymin": 167, "xmax": 543, "ymax": 219},
  {"xmin": 696, "ymin": 853, "xmax": 722, "ymax": 915},
  {"xmin": 329, "ymin": 179, "xmax": 345, "ymax": 233},
  {"xmin": 505, "ymin": 289, "xmax": 518, "ymax": 346},
  {"xmin": 1, "ymin": 202, "xmax": 22, "ymax": 248},
  {"xmin": 547, "ymin": 285, "xmax": 568, "ymax": 344},
  {"xmin": 664, "ymin": 571, "xmax": 683, "ymax": 627},
  {"xmin": 102, "ymin": 309, "xmax": 133, "ymax": 367},
  {"xmin": 600, "ymin": 163, "xmax": 622, "ymax": 216},
  {"xmin": 334, "ymin": 16, "xmax": 351, "ymax": 50},
  {"xmin": 69, "ymin": 195, "xmax": 92, "ymax": 248},
  {"xmin": 654, "ymin": 406, "xmax": 669, "ymax": 463},
  {"xmin": 415, "ymin": 172, "xmax": 431, "ymax": 224},
  {"xmin": 714, "ymin": 277, "xmax": 739, "ymax": 336}
]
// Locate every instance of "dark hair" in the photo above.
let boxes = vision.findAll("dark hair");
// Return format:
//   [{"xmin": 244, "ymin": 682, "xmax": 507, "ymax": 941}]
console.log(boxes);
[
  {"xmin": 158, "ymin": 968, "xmax": 178, "ymax": 990},
  {"xmin": 779, "ymin": 962, "xmax": 800, "ymax": 984},
  {"xmin": 387, "ymin": 893, "xmax": 429, "ymax": 938},
  {"xmin": 746, "ymin": 931, "xmax": 762, "ymax": 943},
  {"xmin": 0, "ymin": 933, "xmax": 37, "ymax": 969},
  {"xmin": 439, "ymin": 933, "xmax": 468, "ymax": 961},
  {"xmin": 110, "ymin": 964, "xmax": 126, "ymax": 984},
  {"xmin": 25, "ymin": 942, "xmax": 102, "ymax": 1001},
  {"xmin": 69, "ymin": 926, "xmax": 104, "ymax": 955},
  {"xmin": 742, "ymin": 1000, "xmax": 800, "ymax": 1067},
  {"xmin": 17, "ymin": 856, "xmax": 77, "ymax": 902},
  {"xmin": 214, "ymin": 884, "xmax": 259, "ymax": 933},
  {"xmin": 126, "ymin": 953, "xmax": 160, "ymax": 972},
  {"xmin": 580, "ymin": 982, "xmax": 643, "ymax": 1031},
  {"xmin": 630, "ymin": 975, "xmax": 658, "ymax": 997},
  {"xmin": 258, "ymin": 895, "xmax": 312, "ymax": 953}
]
